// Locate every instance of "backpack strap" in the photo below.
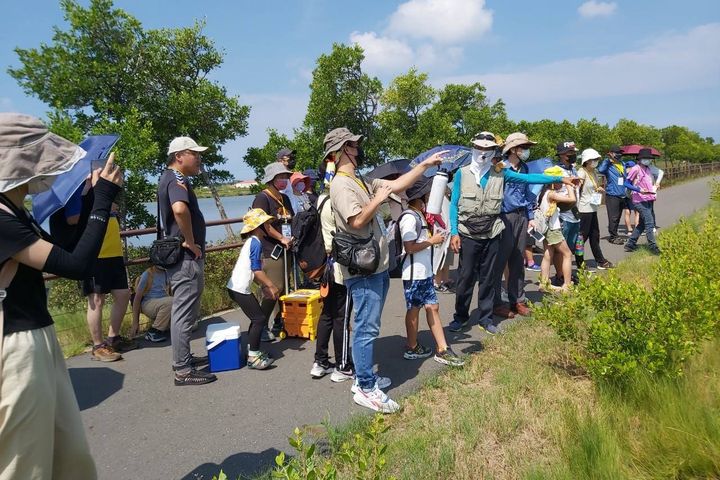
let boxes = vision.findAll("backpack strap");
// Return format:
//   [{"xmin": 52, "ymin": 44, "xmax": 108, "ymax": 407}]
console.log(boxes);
[
  {"xmin": 0, "ymin": 202, "xmax": 21, "ymax": 375},
  {"xmin": 398, "ymin": 209, "xmax": 426, "ymax": 280}
]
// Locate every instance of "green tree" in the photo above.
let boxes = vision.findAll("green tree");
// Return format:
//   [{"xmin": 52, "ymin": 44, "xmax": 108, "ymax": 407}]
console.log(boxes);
[
  {"xmin": 303, "ymin": 43, "xmax": 383, "ymax": 165},
  {"xmin": 9, "ymin": 0, "xmax": 249, "ymax": 227},
  {"xmin": 612, "ymin": 119, "xmax": 664, "ymax": 152}
]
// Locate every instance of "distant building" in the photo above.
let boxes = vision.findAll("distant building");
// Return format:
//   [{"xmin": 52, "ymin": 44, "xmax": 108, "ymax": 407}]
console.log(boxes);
[{"xmin": 233, "ymin": 180, "xmax": 258, "ymax": 188}]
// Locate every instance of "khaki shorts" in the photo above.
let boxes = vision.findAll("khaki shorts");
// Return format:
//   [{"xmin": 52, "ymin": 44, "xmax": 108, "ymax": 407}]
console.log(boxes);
[{"xmin": 545, "ymin": 229, "xmax": 565, "ymax": 246}]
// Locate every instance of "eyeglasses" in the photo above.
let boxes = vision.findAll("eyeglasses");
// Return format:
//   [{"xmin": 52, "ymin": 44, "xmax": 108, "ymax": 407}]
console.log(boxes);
[{"xmin": 472, "ymin": 133, "xmax": 495, "ymax": 142}]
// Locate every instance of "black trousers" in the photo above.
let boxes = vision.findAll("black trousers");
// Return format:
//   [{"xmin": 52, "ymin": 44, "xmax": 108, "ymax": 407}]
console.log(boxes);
[
  {"xmin": 454, "ymin": 235, "xmax": 500, "ymax": 327},
  {"xmin": 228, "ymin": 289, "xmax": 265, "ymax": 352},
  {"xmin": 578, "ymin": 212, "xmax": 607, "ymax": 268},
  {"xmin": 314, "ymin": 281, "xmax": 353, "ymax": 369},
  {"xmin": 605, "ymin": 195, "xmax": 624, "ymax": 238},
  {"xmin": 494, "ymin": 212, "xmax": 527, "ymax": 306}
]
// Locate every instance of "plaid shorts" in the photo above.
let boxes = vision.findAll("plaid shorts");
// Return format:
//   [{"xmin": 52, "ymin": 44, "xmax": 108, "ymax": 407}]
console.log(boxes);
[{"xmin": 403, "ymin": 277, "xmax": 439, "ymax": 310}]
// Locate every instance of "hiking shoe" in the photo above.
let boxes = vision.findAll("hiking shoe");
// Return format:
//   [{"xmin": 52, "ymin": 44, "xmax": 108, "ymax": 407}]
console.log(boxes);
[
  {"xmin": 492, "ymin": 305, "xmax": 515, "ymax": 319},
  {"xmin": 353, "ymin": 384, "xmax": 400, "ymax": 413},
  {"xmin": 351, "ymin": 376, "xmax": 391, "ymax": 394},
  {"xmin": 624, "ymin": 243, "xmax": 637, "ymax": 252},
  {"xmin": 106, "ymin": 335, "xmax": 138, "ymax": 353},
  {"xmin": 144, "ymin": 328, "xmax": 168, "ymax": 343},
  {"xmin": 479, "ymin": 323, "xmax": 499, "ymax": 335},
  {"xmin": 331, "ymin": 366, "xmax": 355, "ymax": 383},
  {"xmin": 404, "ymin": 343, "xmax": 433, "ymax": 360},
  {"xmin": 649, "ymin": 247, "xmax": 662, "ymax": 256},
  {"xmin": 609, "ymin": 236, "xmax": 625, "ymax": 245},
  {"xmin": 310, "ymin": 361, "xmax": 335, "ymax": 379},
  {"xmin": 525, "ymin": 263, "xmax": 541, "ymax": 272},
  {"xmin": 597, "ymin": 260, "xmax": 615, "ymax": 270},
  {"xmin": 190, "ymin": 354, "xmax": 210, "ymax": 369},
  {"xmin": 91, "ymin": 343, "xmax": 122, "ymax": 362},
  {"xmin": 448, "ymin": 319, "xmax": 470, "ymax": 332},
  {"xmin": 247, "ymin": 352, "xmax": 275, "ymax": 370},
  {"xmin": 260, "ymin": 327, "xmax": 276, "ymax": 343},
  {"xmin": 513, "ymin": 302, "xmax": 531, "ymax": 316},
  {"xmin": 434, "ymin": 348, "xmax": 465, "ymax": 367},
  {"xmin": 174, "ymin": 369, "xmax": 217, "ymax": 386}
]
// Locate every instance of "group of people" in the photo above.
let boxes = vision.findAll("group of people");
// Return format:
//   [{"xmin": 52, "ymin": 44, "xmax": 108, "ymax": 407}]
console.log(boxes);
[{"xmin": 0, "ymin": 111, "xmax": 666, "ymax": 477}]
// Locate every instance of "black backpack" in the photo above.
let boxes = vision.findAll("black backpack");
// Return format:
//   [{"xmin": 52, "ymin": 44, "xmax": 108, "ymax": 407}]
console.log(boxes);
[
  {"xmin": 388, "ymin": 209, "xmax": 431, "ymax": 279},
  {"xmin": 291, "ymin": 197, "xmax": 330, "ymax": 281}
]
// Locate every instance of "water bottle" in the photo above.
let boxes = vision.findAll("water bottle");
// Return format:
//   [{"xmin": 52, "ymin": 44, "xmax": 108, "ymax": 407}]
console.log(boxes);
[{"xmin": 426, "ymin": 170, "xmax": 449, "ymax": 215}]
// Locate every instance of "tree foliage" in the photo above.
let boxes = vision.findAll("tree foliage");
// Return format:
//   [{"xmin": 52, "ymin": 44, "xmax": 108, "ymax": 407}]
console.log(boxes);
[{"xmin": 9, "ymin": 0, "xmax": 249, "ymax": 227}]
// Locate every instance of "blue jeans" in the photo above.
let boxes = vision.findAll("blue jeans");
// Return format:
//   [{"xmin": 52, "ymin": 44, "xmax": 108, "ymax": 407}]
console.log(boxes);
[
  {"xmin": 345, "ymin": 271, "xmax": 389, "ymax": 390},
  {"xmin": 627, "ymin": 201, "xmax": 657, "ymax": 248}
]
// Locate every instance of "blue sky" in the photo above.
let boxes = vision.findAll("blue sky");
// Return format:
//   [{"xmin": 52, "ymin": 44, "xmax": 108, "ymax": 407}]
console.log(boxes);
[{"xmin": 1, "ymin": 0, "xmax": 719, "ymax": 179}]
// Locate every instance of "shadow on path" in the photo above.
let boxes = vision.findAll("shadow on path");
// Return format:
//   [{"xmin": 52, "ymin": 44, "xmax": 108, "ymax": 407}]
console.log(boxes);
[
  {"xmin": 68, "ymin": 367, "xmax": 124, "ymax": 411},
  {"xmin": 181, "ymin": 448, "xmax": 282, "ymax": 480}
]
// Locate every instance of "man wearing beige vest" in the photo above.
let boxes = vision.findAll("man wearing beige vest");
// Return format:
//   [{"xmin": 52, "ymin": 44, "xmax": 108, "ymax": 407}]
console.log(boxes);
[{"xmin": 448, "ymin": 131, "xmax": 575, "ymax": 334}]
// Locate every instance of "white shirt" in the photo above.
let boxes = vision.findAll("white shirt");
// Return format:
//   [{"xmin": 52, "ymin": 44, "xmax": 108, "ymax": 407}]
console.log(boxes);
[
  {"xmin": 400, "ymin": 210, "xmax": 432, "ymax": 281},
  {"xmin": 227, "ymin": 236, "xmax": 261, "ymax": 294}
]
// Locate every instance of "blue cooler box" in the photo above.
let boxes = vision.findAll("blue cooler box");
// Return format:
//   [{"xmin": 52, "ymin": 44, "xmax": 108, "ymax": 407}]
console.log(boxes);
[{"xmin": 206, "ymin": 322, "xmax": 243, "ymax": 372}]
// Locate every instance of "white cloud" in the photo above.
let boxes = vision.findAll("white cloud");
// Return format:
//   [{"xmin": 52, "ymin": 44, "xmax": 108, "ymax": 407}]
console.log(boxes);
[
  {"xmin": 438, "ymin": 23, "xmax": 720, "ymax": 105},
  {"xmin": 388, "ymin": 0, "xmax": 493, "ymax": 44},
  {"xmin": 578, "ymin": 1, "xmax": 617, "ymax": 18},
  {"xmin": 350, "ymin": 31, "xmax": 415, "ymax": 74}
]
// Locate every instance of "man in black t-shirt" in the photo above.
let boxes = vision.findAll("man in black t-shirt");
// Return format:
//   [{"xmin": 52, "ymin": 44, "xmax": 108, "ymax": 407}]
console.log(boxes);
[
  {"xmin": 252, "ymin": 162, "xmax": 294, "ymax": 341},
  {"xmin": 158, "ymin": 136, "xmax": 215, "ymax": 386}
]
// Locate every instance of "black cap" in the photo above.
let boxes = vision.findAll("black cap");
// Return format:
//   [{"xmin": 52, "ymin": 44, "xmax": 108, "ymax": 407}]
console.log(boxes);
[
  {"xmin": 276, "ymin": 147, "xmax": 296, "ymax": 160},
  {"xmin": 609, "ymin": 145, "xmax": 623, "ymax": 154},
  {"xmin": 556, "ymin": 141, "xmax": 578, "ymax": 155},
  {"xmin": 406, "ymin": 177, "xmax": 432, "ymax": 201}
]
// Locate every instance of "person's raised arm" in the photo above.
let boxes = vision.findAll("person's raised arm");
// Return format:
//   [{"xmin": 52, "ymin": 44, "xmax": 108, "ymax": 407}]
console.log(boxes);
[
  {"xmin": 13, "ymin": 154, "xmax": 123, "ymax": 279},
  {"xmin": 385, "ymin": 151, "xmax": 446, "ymax": 194}
]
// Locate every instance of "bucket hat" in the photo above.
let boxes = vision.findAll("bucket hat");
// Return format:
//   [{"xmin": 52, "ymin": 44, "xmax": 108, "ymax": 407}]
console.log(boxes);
[
  {"xmin": 406, "ymin": 177, "xmax": 432, "ymax": 201},
  {"xmin": 580, "ymin": 148, "xmax": 601, "ymax": 164},
  {"xmin": 502, "ymin": 132, "xmax": 537, "ymax": 154},
  {"xmin": 290, "ymin": 171, "xmax": 310, "ymax": 187},
  {"xmin": 261, "ymin": 162, "xmax": 293, "ymax": 184},
  {"xmin": 167, "ymin": 136, "xmax": 207, "ymax": 155},
  {"xmin": 0, "ymin": 113, "xmax": 86, "ymax": 193},
  {"xmin": 322, "ymin": 128, "xmax": 363, "ymax": 160},
  {"xmin": 241, "ymin": 208, "xmax": 275, "ymax": 235},
  {"xmin": 543, "ymin": 165, "xmax": 565, "ymax": 177},
  {"xmin": 471, "ymin": 131, "xmax": 498, "ymax": 149},
  {"xmin": 637, "ymin": 148, "xmax": 655, "ymax": 160}
]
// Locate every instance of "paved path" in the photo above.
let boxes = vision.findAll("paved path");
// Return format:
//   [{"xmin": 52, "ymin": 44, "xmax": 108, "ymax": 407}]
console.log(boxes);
[{"xmin": 66, "ymin": 177, "xmax": 715, "ymax": 480}]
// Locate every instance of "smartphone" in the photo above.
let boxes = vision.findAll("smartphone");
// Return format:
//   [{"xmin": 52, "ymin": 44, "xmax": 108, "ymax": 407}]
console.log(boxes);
[
  {"xmin": 528, "ymin": 228, "xmax": 545, "ymax": 243},
  {"xmin": 270, "ymin": 243, "xmax": 284, "ymax": 260},
  {"xmin": 91, "ymin": 159, "xmax": 107, "ymax": 171}
]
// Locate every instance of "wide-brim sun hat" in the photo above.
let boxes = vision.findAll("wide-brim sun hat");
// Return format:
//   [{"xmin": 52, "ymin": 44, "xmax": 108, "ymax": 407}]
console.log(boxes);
[
  {"xmin": 0, "ymin": 113, "xmax": 86, "ymax": 193},
  {"xmin": 471, "ymin": 131, "xmax": 498, "ymax": 149},
  {"xmin": 406, "ymin": 177, "xmax": 432, "ymax": 201},
  {"xmin": 637, "ymin": 148, "xmax": 655, "ymax": 160},
  {"xmin": 502, "ymin": 132, "xmax": 537, "ymax": 154},
  {"xmin": 261, "ymin": 162, "xmax": 293, "ymax": 184},
  {"xmin": 241, "ymin": 208, "xmax": 275, "ymax": 234},
  {"xmin": 322, "ymin": 127, "xmax": 363, "ymax": 160},
  {"xmin": 580, "ymin": 148, "xmax": 601, "ymax": 164},
  {"xmin": 290, "ymin": 171, "xmax": 310, "ymax": 186}
]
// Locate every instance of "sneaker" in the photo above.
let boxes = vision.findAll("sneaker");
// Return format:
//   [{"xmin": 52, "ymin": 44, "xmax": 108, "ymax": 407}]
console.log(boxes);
[
  {"xmin": 479, "ymin": 323, "xmax": 499, "ymax": 335},
  {"xmin": 190, "ymin": 354, "xmax": 210, "ymax": 369},
  {"xmin": 91, "ymin": 343, "xmax": 122, "ymax": 362},
  {"xmin": 247, "ymin": 352, "xmax": 275, "ymax": 370},
  {"xmin": 106, "ymin": 335, "xmax": 138, "ymax": 353},
  {"xmin": 624, "ymin": 243, "xmax": 638, "ymax": 253},
  {"xmin": 434, "ymin": 348, "xmax": 465, "ymax": 367},
  {"xmin": 144, "ymin": 328, "xmax": 168, "ymax": 343},
  {"xmin": 351, "ymin": 376, "xmax": 392, "ymax": 394},
  {"xmin": 353, "ymin": 384, "xmax": 400, "ymax": 413},
  {"xmin": 448, "ymin": 318, "xmax": 470, "ymax": 332},
  {"xmin": 597, "ymin": 260, "xmax": 615, "ymax": 270},
  {"xmin": 260, "ymin": 327, "xmax": 276, "ymax": 343},
  {"xmin": 434, "ymin": 283, "xmax": 448, "ymax": 293},
  {"xmin": 649, "ymin": 247, "xmax": 662, "ymax": 255},
  {"xmin": 513, "ymin": 302, "xmax": 531, "ymax": 316},
  {"xmin": 174, "ymin": 368, "xmax": 217, "ymax": 386},
  {"xmin": 500, "ymin": 288, "xmax": 509, "ymax": 303},
  {"xmin": 609, "ymin": 236, "xmax": 625, "ymax": 245},
  {"xmin": 492, "ymin": 305, "xmax": 515, "ymax": 319},
  {"xmin": 403, "ymin": 343, "xmax": 433, "ymax": 360},
  {"xmin": 331, "ymin": 366, "xmax": 355, "ymax": 383},
  {"xmin": 310, "ymin": 361, "xmax": 335, "ymax": 379},
  {"xmin": 525, "ymin": 263, "xmax": 541, "ymax": 272}
]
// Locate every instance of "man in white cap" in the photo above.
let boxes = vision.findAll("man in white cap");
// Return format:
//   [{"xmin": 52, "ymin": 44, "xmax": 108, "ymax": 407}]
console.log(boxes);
[
  {"xmin": 158, "ymin": 136, "xmax": 216, "ymax": 386},
  {"xmin": 492, "ymin": 132, "xmax": 539, "ymax": 318},
  {"xmin": 448, "ymin": 132, "xmax": 575, "ymax": 334}
]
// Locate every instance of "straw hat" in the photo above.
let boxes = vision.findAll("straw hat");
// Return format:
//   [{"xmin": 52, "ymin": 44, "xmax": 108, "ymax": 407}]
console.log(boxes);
[
  {"xmin": 0, "ymin": 113, "xmax": 86, "ymax": 193},
  {"xmin": 241, "ymin": 208, "xmax": 275, "ymax": 235}
]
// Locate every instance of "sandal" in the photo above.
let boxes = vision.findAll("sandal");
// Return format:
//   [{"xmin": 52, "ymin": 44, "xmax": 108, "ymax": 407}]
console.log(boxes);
[{"xmin": 248, "ymin": 352, "xmax": 275, "ymax": 370}]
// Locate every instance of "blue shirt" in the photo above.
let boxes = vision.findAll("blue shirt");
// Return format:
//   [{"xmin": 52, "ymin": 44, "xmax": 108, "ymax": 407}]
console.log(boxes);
[
  {"xmin": 136, "ymin": 268, "xmax": 170, "ymax": 302},
  {"xmin": 597, "ymin": 158, "xmax": 641, "ymax": 197},
  {"xmin": 500, "ymin": 161, "xmax": 535, "ymax": 219},
  {"xmin": 450, "ymin": 168, "xmax": 564, "ymax": 235}
]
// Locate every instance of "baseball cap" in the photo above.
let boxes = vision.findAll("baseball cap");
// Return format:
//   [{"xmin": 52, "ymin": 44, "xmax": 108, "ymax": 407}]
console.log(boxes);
[
  {"xmin": 556, "ymin": 141, "xmax": 578, "ymax": 155},
  {"xmin": 167, "ymin": 136, "xmax": 208, "ymax": 155},
  {"xmin": 471, "ymin": 131, "xmax": 498, "ymax": 149},
  {"xmin": 276, "ymin": 147, "xmax": 296, "ymax": 160}
]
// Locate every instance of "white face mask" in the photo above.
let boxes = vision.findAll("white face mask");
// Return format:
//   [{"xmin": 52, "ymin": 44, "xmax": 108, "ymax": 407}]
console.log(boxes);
[
  {"xmin": 586, "ymin": 161, "xmax": 597, "ymax": 169},
  {"xmin": 517, "ymin": 148, "xmax": 530, "ymax": 161},
  {"xmin": 27, "ymin": 175, "xmax": 57, "ymax": 195},
  {"xmin": 640, "ymin": 159, "xmax": 652, "ymax": 166}
]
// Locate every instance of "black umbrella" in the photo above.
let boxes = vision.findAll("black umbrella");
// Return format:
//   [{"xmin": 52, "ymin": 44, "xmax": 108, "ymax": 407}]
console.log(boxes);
[{"xmin": 366, "ymin": 158, "xmax": 411, "ymax": 180}]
